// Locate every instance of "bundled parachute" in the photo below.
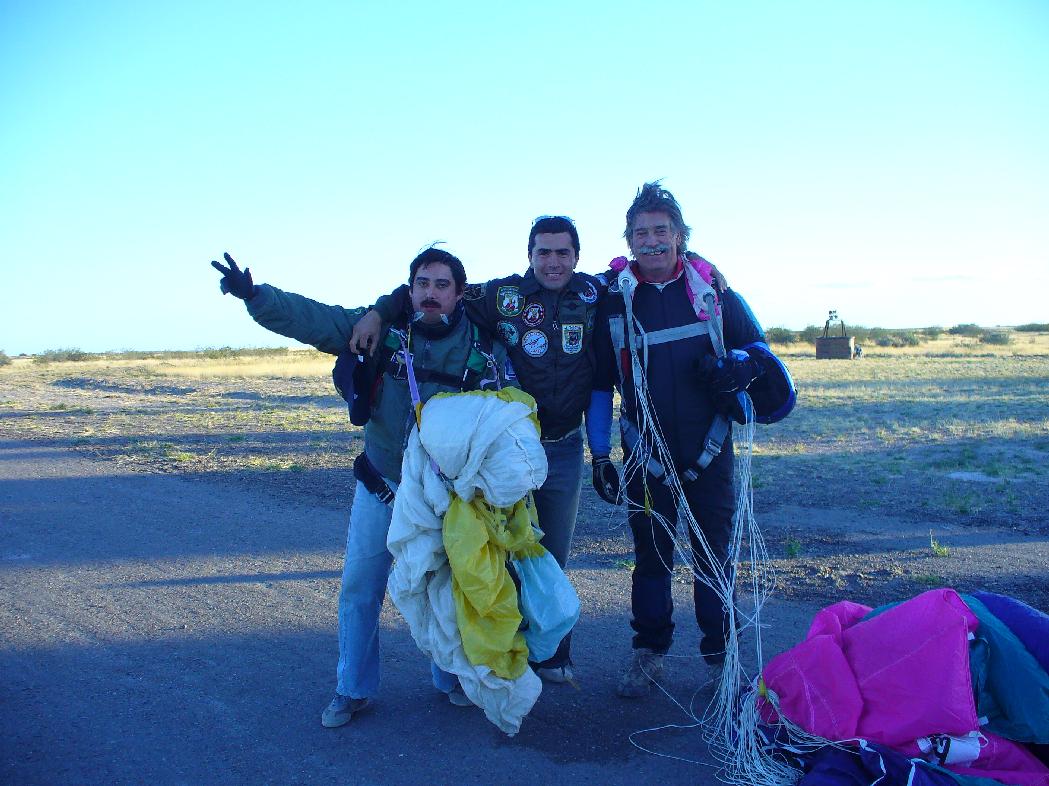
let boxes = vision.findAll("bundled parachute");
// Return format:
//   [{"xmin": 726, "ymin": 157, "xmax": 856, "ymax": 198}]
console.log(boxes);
[{"xmin": 386, "ymin": 387, "xmax": 579, "ymax": 735}]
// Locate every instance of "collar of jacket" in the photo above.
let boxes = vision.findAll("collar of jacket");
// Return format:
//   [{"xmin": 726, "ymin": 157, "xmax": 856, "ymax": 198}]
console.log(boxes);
[{"xmin": 519, "ymin": 269, "xmax": 588, "ymax": 297}]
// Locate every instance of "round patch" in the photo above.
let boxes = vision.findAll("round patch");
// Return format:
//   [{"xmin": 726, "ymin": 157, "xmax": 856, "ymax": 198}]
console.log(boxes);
[
  {"xmin": 496, "ymin": 320, "xmax": 519, "ymax": 347},
  {"xmin": 521, "ymin": 301, "xmax": 545, "ymax": 327},
  {"xmin": 608, "ymin": 278, "xmax": 621, "ymax": 294},
  {"xmin": 579, "ymin": 281, "xmax": 598, "ymax": 304},
  {"xmin": 522, "ymin": 329, "xmax": 549, "ymax": 358}
]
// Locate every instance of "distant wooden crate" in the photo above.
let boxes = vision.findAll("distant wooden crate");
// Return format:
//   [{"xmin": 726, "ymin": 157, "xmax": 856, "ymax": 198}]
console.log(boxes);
[{"xmin": 816, "ymin": 336, "xmax": 856, "ymax": 359}]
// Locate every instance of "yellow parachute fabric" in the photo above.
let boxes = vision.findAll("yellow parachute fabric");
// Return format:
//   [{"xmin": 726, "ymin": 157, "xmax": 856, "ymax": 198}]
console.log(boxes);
[{"xmin": 435, "ymin": 387, "xmax": 545, "ymax": 680}]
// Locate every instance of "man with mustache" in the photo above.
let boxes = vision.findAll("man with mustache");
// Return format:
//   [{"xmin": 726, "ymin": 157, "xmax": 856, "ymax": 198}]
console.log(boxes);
[
  {"xmin": 211, "ymin": 247, "xmax": 514, "ymax": 726},
  {"xmin": 351, "ymin": 216, "xmax": 612, "ymax": 684},
  {"xmin": 590, "ymin": 182, "xmax": 793, "ymax": 698}
]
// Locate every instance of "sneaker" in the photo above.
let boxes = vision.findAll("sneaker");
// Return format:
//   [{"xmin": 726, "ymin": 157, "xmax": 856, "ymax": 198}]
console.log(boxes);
[
  {"xmin": 447, "ymin": 683, "xmax": 473, "ymax": 707},
  {"xmin": 321, "ymin": 694, "xmax": 370, "ymax": 728},
  {"xmin": 535, "ymin": 664, "xmax": 574, "ymax": 684},
  {"xmin": 617, "ymin": 648, "xmax": 665, "ymax": 698}
]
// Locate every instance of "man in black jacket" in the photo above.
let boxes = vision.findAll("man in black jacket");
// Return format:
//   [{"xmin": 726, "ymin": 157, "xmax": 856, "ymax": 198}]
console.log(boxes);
[
  {"xmin": 351, "ymin": 217, "xmax": 617, "ymax": 683},
  {"xmin": 591, "ymin": 183, "xmax": 774, "ymax": 698}
]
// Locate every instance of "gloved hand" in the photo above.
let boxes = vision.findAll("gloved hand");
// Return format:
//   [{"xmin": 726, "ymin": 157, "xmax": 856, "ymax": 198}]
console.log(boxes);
[
  {"xmin": 592, "ymin": 455, "xmax": 622, "ymax": 505},
  {"xmin": 211, "ymin": 252, "xmax": 257, "ymax": 300},
  {"xmin": 700, "ymin": 349, "xmax": 763, "ymax": 395}
]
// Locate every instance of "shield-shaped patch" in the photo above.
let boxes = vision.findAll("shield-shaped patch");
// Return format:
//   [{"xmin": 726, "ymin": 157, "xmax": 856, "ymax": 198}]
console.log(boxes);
[
  {"xmin": 562, "ymin": 323, "xmax": 583, "ymax": 354},
  {"xmin": 497, "ymin": 286, "xmax": 523, "ymax": 317}
]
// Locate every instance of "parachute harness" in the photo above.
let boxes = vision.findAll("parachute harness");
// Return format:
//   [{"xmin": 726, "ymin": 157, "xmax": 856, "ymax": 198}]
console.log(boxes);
[{"xmin": 617, "ymin": 268, "xmax": 810, "ymax": 784}]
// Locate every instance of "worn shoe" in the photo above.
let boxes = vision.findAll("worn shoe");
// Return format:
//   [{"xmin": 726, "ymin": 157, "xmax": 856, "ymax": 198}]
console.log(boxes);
[
  {"xmin": 617, "ymin": 648, "xmax": 665, "ymax": 698},
  {"xmin": 321, "ymin": 694, "xmax": 370, "ymax": 728},
  {"xmin": 447, "ymin": 683, "xmax": 473, "ymax": 707},
  {"xmin": 535, "ymin": 664, "xmax": 574, "ymax": 684}
]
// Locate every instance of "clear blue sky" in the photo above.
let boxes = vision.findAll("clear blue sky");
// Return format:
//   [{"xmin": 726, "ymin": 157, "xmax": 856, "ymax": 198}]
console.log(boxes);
[{"xmin": 2, "ymin": 0, "xmax": 1047, "ymax": 354}]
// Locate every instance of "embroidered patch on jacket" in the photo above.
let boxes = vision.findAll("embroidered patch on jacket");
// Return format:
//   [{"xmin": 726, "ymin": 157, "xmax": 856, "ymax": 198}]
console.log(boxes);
[
  {"xmin": 464, "ymin": 283, "xmax": 486, "ymax": 301},
  {"xmin": 497, "ymin": 286, "xmax": 523, "ymax": 317},
  {"xmin": 562, "ymin": 323, "xmax": 583, "ymax": 354},
  {"xmin": 608, "ymin": 278, "xmax": 621, "ymax": 294},
  {"xmin": 585, "ymin": 310, "xmax": 595, "ymax": 332},
  {"xmin": 521, "ymin": 301, "xmax": 545, "ymax": 327},
  {"xmin": 522, "ymin": 329, "xmax": 549, "ymax": 357},
  {"xmin": 579, "ymin": 281, "xmax": 598, "ymax": 304},
  {"xmin": 496, "ymin": 320, "xmax": 520, "ymax": 347}
]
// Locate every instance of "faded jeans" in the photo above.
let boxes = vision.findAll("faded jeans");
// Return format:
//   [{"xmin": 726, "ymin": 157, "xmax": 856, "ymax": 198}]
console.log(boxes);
[
  {"xmin": 530, "ymin": 427, "xmax": 584, "ymax": 668},
  {"xmin": 336, "ymin": 479, "xmax": 455, "ymax": 698}
]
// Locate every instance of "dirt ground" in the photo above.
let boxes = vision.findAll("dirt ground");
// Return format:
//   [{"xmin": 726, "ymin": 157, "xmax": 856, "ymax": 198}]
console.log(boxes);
[{"xmin": 1, "ymin": 357, "xmax": 1047, "ymax": 785}]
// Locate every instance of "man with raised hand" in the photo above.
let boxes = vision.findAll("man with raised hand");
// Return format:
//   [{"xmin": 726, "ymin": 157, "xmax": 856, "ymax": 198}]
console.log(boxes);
[
  {"xmin": 351, "ymin": 216, "xmax": 617, "ymax": 684},
  {"xmin": 591, "ymin": 182, "xmax": 794, "ymax": 698},
  {"xmin": 211, "ymin": 247, "xmax": 513, "ymax": 726}
]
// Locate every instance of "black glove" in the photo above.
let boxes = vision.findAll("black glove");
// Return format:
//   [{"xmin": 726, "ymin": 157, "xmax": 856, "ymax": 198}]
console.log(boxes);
[
  {"xmin": 701, "ymin": 349, "xmax": 763, "ymax": 395},
  {"xmin": 592, "ymin": 456, "xmax": 622, "ymax": 505},
  {"xmin": 211, "ymin": 252, "xmax": 257, "ymax": 300}
]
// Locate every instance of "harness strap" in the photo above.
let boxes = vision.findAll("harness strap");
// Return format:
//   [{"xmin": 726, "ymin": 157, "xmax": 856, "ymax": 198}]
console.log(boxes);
[
  {"xmin": 620, "ymin": 417, "xmax": 671, "ymax": 486},
  {"xmin": 615, "ymin": 268, "xmax": 732, "ymax": 484},
  {"xmin": 353, "ymin": 452, "xmax": 395, "ymax": 505},
  {"xmin": 643, "ymin": 321, "xmax": 711, "ymax": 347},
  {"xmin": 681, "ymin": 414, "xmax": 730, "ymax": 479}
]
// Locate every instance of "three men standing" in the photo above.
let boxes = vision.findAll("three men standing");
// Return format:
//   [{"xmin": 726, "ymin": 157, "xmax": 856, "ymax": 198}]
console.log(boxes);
[{"xmin": 211, "ymin": 182, "xmax": 789, "ymax": 718}]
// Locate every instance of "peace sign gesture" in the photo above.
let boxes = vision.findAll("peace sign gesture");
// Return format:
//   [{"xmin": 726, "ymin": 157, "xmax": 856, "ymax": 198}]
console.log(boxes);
[{"xmin": 210, "ymin": 252, "xmax": 257, "ymax": 300}]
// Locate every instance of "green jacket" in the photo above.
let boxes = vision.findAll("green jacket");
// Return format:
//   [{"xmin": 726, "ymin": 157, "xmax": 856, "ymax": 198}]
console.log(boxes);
[{"xmin": 245, "ymin": 283, "xmax": 514, "ymax": 482}]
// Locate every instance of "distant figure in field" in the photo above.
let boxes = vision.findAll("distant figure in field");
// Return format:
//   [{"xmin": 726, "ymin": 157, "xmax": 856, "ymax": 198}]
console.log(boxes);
[{"xmin": 211, "ymin": 248, "xmax": 513, "ymax": 727}]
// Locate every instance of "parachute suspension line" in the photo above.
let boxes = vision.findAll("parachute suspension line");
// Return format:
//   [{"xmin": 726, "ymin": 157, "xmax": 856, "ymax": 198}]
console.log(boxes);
[{"xmin": 617, "ymin": 271, "xmax": 788, "ymax": 785}]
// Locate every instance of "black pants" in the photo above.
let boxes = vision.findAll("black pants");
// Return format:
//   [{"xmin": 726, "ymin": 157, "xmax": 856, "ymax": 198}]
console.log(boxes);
[{"xmin": 625, "ymin": 440, "xmax": 735, "ymax": 663}]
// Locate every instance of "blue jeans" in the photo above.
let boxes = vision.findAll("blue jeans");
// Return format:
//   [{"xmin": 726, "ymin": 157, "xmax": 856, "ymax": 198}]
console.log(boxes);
[
  {"xmin": 530, "ymin": 427, "xmax": 584, "ymax": 668},
  {"xmin": 336, "ymin": 479, "xmax": 455, "ymax": 698}
]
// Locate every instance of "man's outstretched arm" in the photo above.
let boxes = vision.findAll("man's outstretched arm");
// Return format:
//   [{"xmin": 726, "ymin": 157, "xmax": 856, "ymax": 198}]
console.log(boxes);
[{"xmin": 210, "ymin": 252, "xmax": 365, "ymax": 355}]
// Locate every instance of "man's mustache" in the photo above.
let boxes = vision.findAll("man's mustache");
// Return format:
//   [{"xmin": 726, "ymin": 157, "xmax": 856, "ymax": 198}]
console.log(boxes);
[
  {"xmin": 421, "ymin": 299, "xmax": 440, "ymax": 308},
  {"xmin": 638, "ymin": 244, "xmax": 671, "ymax": 256}
]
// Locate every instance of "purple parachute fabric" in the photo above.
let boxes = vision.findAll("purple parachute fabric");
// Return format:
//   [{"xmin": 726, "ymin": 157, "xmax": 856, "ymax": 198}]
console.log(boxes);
[{"xmin": 972, "ymin": 591, "xmax": 1049, "ymax": 674}]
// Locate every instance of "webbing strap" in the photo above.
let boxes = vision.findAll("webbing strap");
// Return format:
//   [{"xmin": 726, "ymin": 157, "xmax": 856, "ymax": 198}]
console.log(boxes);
[
  {"xmin": 610, "ymin": 317, "xmax": 711, "ymax": 351},
  {"xmin": 703, "ymin": 293, "xmax": 726, "ymax": 359},
  {"xmin": 642, "ymin": 321, "xmax": 711, "ymax": 347},
  {"xmin": 620, "ymin": 417, "xmax": 670, "ymax": 486}
]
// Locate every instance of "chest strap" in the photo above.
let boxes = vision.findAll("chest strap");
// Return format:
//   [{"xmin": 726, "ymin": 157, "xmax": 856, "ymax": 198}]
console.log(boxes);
[{"xmin": 609, "ymin": 316, "xmax": 711, "ymax": 351}]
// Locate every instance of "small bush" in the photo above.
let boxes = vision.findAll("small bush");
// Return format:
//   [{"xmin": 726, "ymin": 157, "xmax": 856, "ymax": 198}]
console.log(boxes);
[
  {"xmin": 948, "ymin": 323, "xmax": 983, "ymax": 337},
  {"xmin": 798, "ymin": 325, "xmax": 823, "ymax": 344},
  {"xmin": 872, "ymin": 331, "xmax": 922, "ymax": 348},
  {"xmin": 765, "ymin": 327, "xmax": 799, "ymax": 344},
  {"xmin": 0, "ymin": 350, "xmax": 10, "ymax": 367},
  {"xmin": 1015, "ymin": 323, "xmax": 1049, "ymax": 333},
  {"xmin": 34, "ymin": 348, "xmax": 94, "ymax": 364},
  {"xmin": 979, "ymin": 331, "xmax": 1012, "ymax": 345},
  {"xmin": 197, "ymin": 346, "xmax": 292, "ymax": 360},
  {"xmin": 922, "ymin": 326, "xmax": 944, "ymax": 339}
]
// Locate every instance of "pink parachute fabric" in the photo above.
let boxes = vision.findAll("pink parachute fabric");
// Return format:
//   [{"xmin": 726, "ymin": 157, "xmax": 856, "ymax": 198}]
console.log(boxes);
[{"xmin": 760, "ymin": 589, "xmax": 1049, "ymax": 786}]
